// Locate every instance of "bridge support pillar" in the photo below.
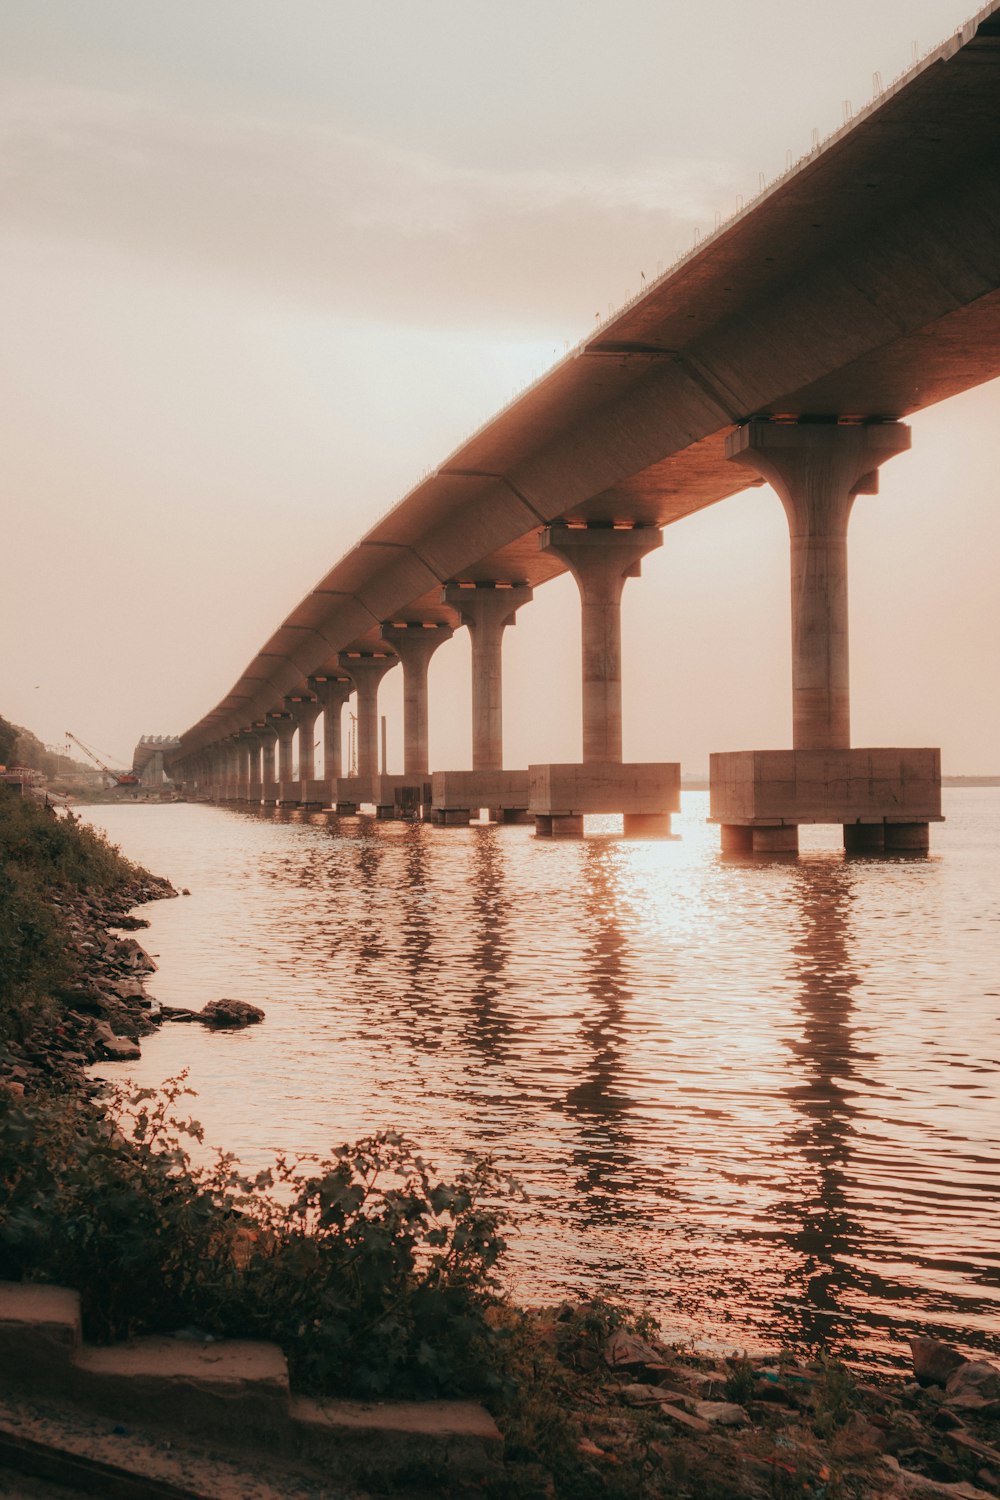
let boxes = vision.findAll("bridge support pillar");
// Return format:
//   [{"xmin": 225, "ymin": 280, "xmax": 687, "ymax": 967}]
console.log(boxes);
[
  {"xmin": 247, "ymin": 729, "xmax": 263, "ymax": 804},
  {"xmin": 531, "ymin": 525, "xmax": 677, "ymax": 838},
  {"xmin": 884, "ymin": 821, "xmax": 931, "ymax": 852},
  {"xmin": 442, "ymin": 583, "xmax": 532, "ymax": 771},
  {"xmin": 381, "ymin": 622, "xmax": 453, "ymax": 782},
  {"xmin": 431, "ymin": 585, "xmax": 532, "ymax": 826},
  {"xmin": 260, "ymin": 726, "xmax": 278, "ymax": 805},
  {"xmin": 224, "ymin": 739, "xmax": 241, "ymax": 801},
  {"xmin": 540, "ymin": 523, "xmax": 661, "ymax": 763},
  {"xmin": 268, "ymin": 712, "xmax": 297, "ymax": 806},
  {"xmin": 728, "ymin": 419, "xmax": 911, "ymax": 751},
  {"xmin": 711, "ymin": 418, "xmax": 939, "ymax": 854},
  {"xmin": 206, "ymin": 748, "xmax": 220, "ymax": 801},
  {"xmin": 340, "ymin": 652, "xmax": 397, "ymax": 792},
  {"xmin": 287, "ymin": 695, "xmax": 324, "ymax": 806},
  {"xmin": 311, "ymin": 675, "xmax": 352, "ymax": 796},
  {"xmin": 843, "ymin": 823, "xmax": 885, "ymax": 855}
]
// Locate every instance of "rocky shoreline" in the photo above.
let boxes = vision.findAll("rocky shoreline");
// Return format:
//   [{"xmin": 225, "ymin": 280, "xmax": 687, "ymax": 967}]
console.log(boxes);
[
  {"xmin": 0, "ymin": 871, "xmax": 263, "ymax": 1100},
  {"xmin": 526, "ymin": 1318, "xmax": 1000, "ymax": 1500}
]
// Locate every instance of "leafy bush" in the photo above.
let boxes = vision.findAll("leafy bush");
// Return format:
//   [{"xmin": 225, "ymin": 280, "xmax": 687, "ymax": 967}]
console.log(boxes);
[{"xmin": 0, "ymin": 1077, "xmax": 515, "ymax": 1400}]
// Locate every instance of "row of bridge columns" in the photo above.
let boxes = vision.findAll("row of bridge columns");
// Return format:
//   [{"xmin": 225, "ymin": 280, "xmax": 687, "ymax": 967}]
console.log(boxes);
[{"xmin": 190, "ymin": 419, "xmax": 940, "ymax": 853}]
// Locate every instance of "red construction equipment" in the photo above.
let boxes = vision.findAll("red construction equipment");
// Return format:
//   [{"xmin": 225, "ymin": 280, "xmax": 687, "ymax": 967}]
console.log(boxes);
[{"xmin": 65, "ymin": 731, "xmax": 140, "ymax": 787}]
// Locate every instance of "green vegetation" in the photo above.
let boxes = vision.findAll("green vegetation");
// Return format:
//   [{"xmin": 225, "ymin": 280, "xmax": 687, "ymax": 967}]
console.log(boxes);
[
  {"xmin": 0, "ymin": 788, "xmax": 147, "ymax": 1052},
  {"xmin": 0, "ymin": 1079, "xmax": 513, "ymax": 1402},
  {"xmin": 0, "ymin": 714, "xmax": 17, "ymax": 766}
]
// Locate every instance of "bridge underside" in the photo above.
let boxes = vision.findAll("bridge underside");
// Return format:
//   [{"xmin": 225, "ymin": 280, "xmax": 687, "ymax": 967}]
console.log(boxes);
[{"xmin": 168, "ymin": 6, "xmax": 998, "ymax": 855}]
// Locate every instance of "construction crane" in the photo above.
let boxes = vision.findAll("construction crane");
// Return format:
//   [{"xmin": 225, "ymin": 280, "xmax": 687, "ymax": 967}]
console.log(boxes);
[{"xmin": 65, "ymin": 731, "xmax": 139, "ymax": 787}]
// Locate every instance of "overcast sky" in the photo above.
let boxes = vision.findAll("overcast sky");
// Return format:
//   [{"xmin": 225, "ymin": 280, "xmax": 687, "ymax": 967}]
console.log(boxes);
[{"xmin": 2, "ymin": 0, "xmax": 996, "ymax": 774}]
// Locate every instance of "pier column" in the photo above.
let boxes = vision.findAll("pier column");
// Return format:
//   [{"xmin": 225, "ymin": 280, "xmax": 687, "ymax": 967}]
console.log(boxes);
[
  {"xmin": 381, "ymin": 622, "xmax": 454, "ymax": 776},
  {"xmin": 539, "ymin": 524, "xmax": 662, "ymax": 763},
  {"xmin": 206, "ymin": 746, "xmax": 221, "ymax": 800},
  {"xmin": 267, "ymin": 711, "xmax": 296, "ymax": 804},
  {"xmin": 441, "ymin": 584, "xmax": 533, "ymax": 770},
  {"xmin": 726, "ymin": 419, "xmax": 910, "ymax": 751},
  {"xmin": 310, "ymin": 675, "xmax": 352, "ymax": 784},
  {"xmin": 240, "ymin": 736, "xmax": 255, "ymax": 800},
  {"xmin": 259, "ymin": 724, "xmax": 277, "ymax": 802},
  {"xmin": 286, "ymin": 693, "xmax": 322, "ymax": 790},
  {"xmin": 225, "ymin": 738, "xmax": 241, "ymax": 800},
  {"xmin": 244, "ymin": 731, "xmax": 263, "ymax": 802},
  {"xmin": 711, "ymin": 419, "xmax": 923, "ymax": 856},
  {"xmin": 339, "ymin": 652, "xmax": 397, "ymax": 787}
]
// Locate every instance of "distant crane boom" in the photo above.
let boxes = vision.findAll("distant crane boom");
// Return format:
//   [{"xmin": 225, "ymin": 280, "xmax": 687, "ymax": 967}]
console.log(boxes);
[{"xmin": 65, "ymin": 731, "xmax": 139, "ymax": 786}]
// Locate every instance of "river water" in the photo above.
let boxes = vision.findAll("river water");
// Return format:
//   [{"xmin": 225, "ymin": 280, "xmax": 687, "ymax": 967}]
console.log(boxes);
[{"xmin": 81, "ymin": 793, "xmax": 1000, "ymax": 1371}]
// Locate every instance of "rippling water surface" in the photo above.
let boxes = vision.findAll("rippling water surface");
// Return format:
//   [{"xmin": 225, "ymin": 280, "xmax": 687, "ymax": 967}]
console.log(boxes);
[{"xmin": 82, "ymin": 793, "xmax": 1000, "ymax": 1370}]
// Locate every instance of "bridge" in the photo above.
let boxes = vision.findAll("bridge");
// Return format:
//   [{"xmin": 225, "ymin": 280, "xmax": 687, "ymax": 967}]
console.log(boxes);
[
  {"xmin": 132, "ymin": 736, "xmax": 181, "ymax": 788},
  {"xmin": 165, "ymin": 3, "xmax": 1000, "ymax": 852}
]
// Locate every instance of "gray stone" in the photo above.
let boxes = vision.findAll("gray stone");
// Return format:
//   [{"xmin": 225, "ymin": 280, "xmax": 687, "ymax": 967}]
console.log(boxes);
[
  {"xmin": 911, "ymin": 1337, "xmax": 966, "ymax": 1387},
  {"xmin": 944, "ymin": 1361, "xmax": 1000, "ymax": 1405},
  {"xmin": 602, "ymin": 1330, "xmax": 664, "ymax": 1371},
  {"xmin": 93, "ymin": 1023, "xmax": 141, "ymax": 1061},
  {"xmin": 693, "ymin": 1400, "xmax": 750, "ymax": 1427},
  {"xmin": 199, "ymin": 999, "xmax": 265, "ymax": 1029},
  {"xmin": 618, "ymin": 1383, "xmax": 671, "ymax": 1406}
]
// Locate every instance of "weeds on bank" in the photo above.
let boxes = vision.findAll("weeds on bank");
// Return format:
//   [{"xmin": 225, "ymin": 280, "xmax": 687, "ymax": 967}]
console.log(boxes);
[
  {"xmin": 0, "ymin": 790, "xmax": 148, "ymax": 1049},
  {"xmin": 0, "ymin": 1074, "xmax": 517, "ymax": 1400}
]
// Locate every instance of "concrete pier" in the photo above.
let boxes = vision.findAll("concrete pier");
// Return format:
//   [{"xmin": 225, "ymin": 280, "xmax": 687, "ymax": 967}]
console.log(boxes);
[
  {"xmin": 381, "ymin": 622, "xmax": 453, "ymax": 779},
  {"xmin": 529, "ymin": 762, "xmax": 680, "ymax": 838},
  {"xmin": 441, "ymin": 584, "xmax": 532, "ymax": 771},
  {"xmin": 728, "ymin": 420, "xmax": 910, "ymax": 751},
  {"xmin": 268, "ymin": 712, "xmax": 297, "ymax": 807},
  {"xmin": 312, "ymin": 676, "xmax": 351, "ymax": 785},
  {"xmin": 223, "ymin": 739, "xmax": 240, "ymax": 802},
  {"xmin": 432, "ymin": 584, "xmax": 533, "ymax": 825},
  {"xmin": 532, "ymin": 524, "xmax": 679, "ymax": 837},
  {"xmin": 260, "ymin": 725, "xmax": 278, "ymax": 806},
  {"xmin": 340, "ymin": 651, "xmax": 397, "ymax": 785},
  {"xmin": 430, "ymin": 770, "xmax": 530, "ymax": 826},
  {"xmin": 286, "ymin": 694, "xmax": 324, "ymax": 807},
  {"xmin": 711, "ymin": 420, "xmax": 940, "ymax": 854},
  {"xmin": 539, "ymin": 524, "xmax": 662, "ymax": 763},
  {"xmin": 245, "ymin": 731, "xmax": 263, "ymax": 804}
]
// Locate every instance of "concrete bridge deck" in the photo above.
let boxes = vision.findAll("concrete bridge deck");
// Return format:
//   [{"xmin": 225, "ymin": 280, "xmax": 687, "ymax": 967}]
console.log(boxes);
[{"xmin": 165, "ymin": 4, "xmax": 1000, "ymax": 851}]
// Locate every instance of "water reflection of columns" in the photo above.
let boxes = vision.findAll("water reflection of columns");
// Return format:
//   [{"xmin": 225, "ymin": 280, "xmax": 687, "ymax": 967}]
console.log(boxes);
[
  {"xmin": 777, "ymin": 862, "xmax": 864, "ymax": 1348},
  {"xmin": 562, "ymin": 842, "xmax": 639, "ymax": 1212},
  {"xmin": 399, "ymin": 823, "xmax": 433, "ymax": 1000},
  {"xmin": 351, "ymin": 823, "xmax": 386, "ymax": 973},
  {"xmin": 464, "ymin": 826, "xmax": 513, "ymax": 1063}
]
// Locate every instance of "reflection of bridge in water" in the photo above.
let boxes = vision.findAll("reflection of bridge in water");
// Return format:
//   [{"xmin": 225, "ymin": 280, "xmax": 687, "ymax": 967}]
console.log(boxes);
[{"xmin": 157, "ymin": 6, "xmax": 999, "ymax": 856}]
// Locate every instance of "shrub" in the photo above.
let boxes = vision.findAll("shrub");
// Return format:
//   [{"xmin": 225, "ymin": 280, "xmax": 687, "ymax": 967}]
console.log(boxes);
[
  {"xmin": 0, "ymin": 789, "xmax": 145, "ymax": 896},
  {"xmin": 0, "ymin": 1076, "xmax": 515, "ymax": 1400}
]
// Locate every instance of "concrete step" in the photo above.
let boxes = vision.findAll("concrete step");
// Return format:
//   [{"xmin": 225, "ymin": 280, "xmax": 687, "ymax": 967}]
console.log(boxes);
[
  {"xmin": 0, "ymin": 1391, "xmax": 355, "ymax": 1499},
  {"xmin": 290, "ymin": 1394, "xmax": 503, "ymax": 1481},
  {"xmin": 0, "ymin": 1285, "xmax": 82, "ymax": 1382},
  {"xmin": 73, "ymin": 1338, "xmax": 291, "ymax": 1442},
  {"xmin": 0, "ymin": 1283, "xmax": 502, "ymax": 1485}
]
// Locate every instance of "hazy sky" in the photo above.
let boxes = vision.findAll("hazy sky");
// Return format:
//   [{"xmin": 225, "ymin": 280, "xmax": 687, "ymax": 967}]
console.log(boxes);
[{"xmin": 2, "ymin": 0, "xmax": 997, "ymax": 774}]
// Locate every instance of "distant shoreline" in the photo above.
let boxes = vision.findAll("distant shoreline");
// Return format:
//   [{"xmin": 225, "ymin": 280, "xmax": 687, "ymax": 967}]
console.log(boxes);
[{"xmin": 680, "ymin": 776, "xmax": 1000, "ymax": 791}]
